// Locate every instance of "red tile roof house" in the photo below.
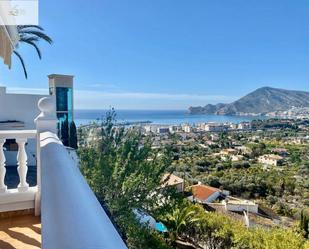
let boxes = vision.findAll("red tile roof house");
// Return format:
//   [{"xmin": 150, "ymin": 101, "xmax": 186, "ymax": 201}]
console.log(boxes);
[{"xmin": 188, "ymin": 183, "xmax": 229, "ymax": 204}]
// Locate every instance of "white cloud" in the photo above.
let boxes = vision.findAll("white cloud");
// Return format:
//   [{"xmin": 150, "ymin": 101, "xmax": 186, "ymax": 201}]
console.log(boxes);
[
  {"xmin": 74, "ymin": 90, "xmax": 237, "ymax": 109},
  {"xmin": 5, "ymin": 87, "xmax": 237, "ymax": 110},
  {"xmin": 75, "ymin": 90, "xmax": 234, "ymax": 101}
]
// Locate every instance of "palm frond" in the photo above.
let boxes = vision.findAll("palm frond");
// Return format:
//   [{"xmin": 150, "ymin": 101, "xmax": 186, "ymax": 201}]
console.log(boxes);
[
  {"xmin": 18, "ymin": 30, "xmax": 53, "ymax": 44},
  {"xmin": 19, "ymin": 36, "xmax": 39, "ymax": 42},
  {"xmin": 14, "ymin": 25, "xmax": 52, "ymax": 79},
  {"xmin": 21, "ymin": 39, "xmax": 42, "ymax": 59},
  {"xmin": 13, "ymin": 51, "xmax": 27, "ymax": 79},
  {"xmin": 17, "ymin": 25, "xmax": 44, "ymax": 31}
]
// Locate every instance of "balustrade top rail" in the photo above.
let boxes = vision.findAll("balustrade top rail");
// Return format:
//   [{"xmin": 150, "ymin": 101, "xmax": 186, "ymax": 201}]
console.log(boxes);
[
  {"xmin": 0, "ymin": 130, "xmax": 37, "ymax": 139},
  {"xmin": 40, "ymin": 131, "xmax": 127, "ymax": 249}
]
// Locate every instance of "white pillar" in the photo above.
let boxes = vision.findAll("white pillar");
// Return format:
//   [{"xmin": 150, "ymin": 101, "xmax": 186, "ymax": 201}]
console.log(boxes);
[
  {"xmin": 35, "ymin": 96, "xmax": 58, "ymax": 134},
  {"xmin": 0, "ymin": 139, "xmax": 7, "ymax": 193},
  {"xmin": 34, "ymin": 96, "xmax": 58, "ymax": 216},
  {"xmin": 16, "ymin": 138, "xmax": 29, "ymax": 192}
]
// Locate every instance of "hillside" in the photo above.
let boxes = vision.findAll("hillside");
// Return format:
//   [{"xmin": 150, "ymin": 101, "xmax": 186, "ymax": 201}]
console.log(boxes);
[{"xmin": 188, "ymin": 87, "xmax": 309, "ymax": 115}]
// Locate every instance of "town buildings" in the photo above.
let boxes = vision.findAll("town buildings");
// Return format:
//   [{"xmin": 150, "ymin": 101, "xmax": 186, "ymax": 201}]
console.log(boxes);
[
  {"xmin": 141, "ymin": 120, "xmax": 254, "ymax": 136},
  {"xmin": 204, "ymin": 122, "xmax": 226, "ymax": 132}
]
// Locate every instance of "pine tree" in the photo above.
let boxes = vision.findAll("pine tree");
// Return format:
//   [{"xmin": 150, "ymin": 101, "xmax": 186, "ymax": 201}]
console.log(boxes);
[
  {"xmin": 69, "ymin": 121, "xmax": 78, "ymax": 149},
  {"xmin": 79, "ymin": 110, "xmax": 172, "ymax": 233},
  {"xmin": 300, "ymin": 209, "xmax": 309, "ymax": 238},
  {"xmin": 61, "ymin": 118, "xmax": 69, "ymax": 146}
]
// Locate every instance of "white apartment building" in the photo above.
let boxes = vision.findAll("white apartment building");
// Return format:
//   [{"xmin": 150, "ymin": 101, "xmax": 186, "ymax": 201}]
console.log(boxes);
[
  {"xmin": 169, "ymin": 125, "xmax": 181, "ymax": 133},
  {"xmin": 182, "ymin": 124, "xmax": 192, "ymax": 133},
  {"xmin": 238, "ymin": 122, "xmax": 251, "ymax": 130},
  {"xmin": 157, "ymin": 127, "xmax": 170, "ymax": 134},
  {"xmin": 204, "ymin": 122, "xmax": 226, "ymax": 132}
]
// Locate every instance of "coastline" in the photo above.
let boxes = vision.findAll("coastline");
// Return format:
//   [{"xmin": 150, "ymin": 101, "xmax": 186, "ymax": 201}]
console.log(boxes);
[{"xmin": 74, "ymin": 109, "xmax": 266, "ymax": 127}]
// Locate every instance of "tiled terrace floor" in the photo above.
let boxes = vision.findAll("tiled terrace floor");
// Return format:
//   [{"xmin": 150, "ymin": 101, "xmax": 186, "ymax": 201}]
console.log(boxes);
[{"xmin": 0, "ymin": 215, "xmax": 41, "ymax": 249}]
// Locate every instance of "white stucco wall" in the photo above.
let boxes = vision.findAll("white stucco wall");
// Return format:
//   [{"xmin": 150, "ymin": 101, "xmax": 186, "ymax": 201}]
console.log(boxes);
[
  {"xmin": 0, "ymin": 87, "xmax": 48, "ymax": 129},
  {"xmin": 226, "ymin": 203, "xmax": 258, "ymax": 213},
  {"xmin": 175, "ymin": 182, "xmax": 184, "ymax": 193},
  {"xmin": 0, "ymin": 87, "xmax": 49, "ymax": 166}
]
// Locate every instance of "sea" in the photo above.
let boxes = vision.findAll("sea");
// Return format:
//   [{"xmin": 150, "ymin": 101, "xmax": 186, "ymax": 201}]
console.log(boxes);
[{"xmin": 75, "ymin": 110, "xmax": 263, "ymax": 127}]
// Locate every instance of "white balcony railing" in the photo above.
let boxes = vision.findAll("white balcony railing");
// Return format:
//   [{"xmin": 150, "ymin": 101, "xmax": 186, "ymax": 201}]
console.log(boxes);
[
  {"xmin": 0, "ymin": 130, "xmax": 38, "ymax": 212},
  {"xmin": 40, "ymin": 131, "xmax": 127, "ymax": 249},
  {"xmin": 0, "ymin": 97, "xmax": 127, "ymax": 249}
]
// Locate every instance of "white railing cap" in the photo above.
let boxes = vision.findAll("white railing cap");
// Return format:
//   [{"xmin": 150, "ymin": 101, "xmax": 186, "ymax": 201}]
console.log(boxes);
[
  {"xmin": 35, "ymin": 97, "xmax": 57, "ymax": 119},
  {"xmin": 40, "ymin": 131, "xmax": 127, "ymax": 249},
  {"xmin": 0, "ymin": 130, "xmax": 37, "ymax": 139},
  {"xmin": 35, "ymin": 97, "xmax": 57, "ymax": 133}
]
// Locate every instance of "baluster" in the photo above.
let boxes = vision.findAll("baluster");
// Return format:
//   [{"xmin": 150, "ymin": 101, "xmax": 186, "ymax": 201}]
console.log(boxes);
[
  {"xmin": 0, "ymin": 139, "xmax": 7, "ymax": 193},
  {"xmin": 16, "ymin": 138, "xmax": 29, "ymax": 192}
]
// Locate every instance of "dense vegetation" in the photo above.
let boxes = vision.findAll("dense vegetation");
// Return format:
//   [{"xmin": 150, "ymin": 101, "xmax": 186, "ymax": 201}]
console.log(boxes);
[
  {"xmin": 79, "ymin": 111, "xmax": 172, "ymax": 248},
  {"xmin": 171, "ymin": 131, "xmax": 309, "ymax": 218},
  {"xmin": 78, "ymin": 111, "xmax": 309, "ymax": 248}
]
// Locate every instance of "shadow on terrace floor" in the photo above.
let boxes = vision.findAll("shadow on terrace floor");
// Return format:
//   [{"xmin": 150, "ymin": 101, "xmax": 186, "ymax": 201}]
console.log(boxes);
[{"xmin": 0, "ymin": 215, "xmax": 41, "ymax": 249}]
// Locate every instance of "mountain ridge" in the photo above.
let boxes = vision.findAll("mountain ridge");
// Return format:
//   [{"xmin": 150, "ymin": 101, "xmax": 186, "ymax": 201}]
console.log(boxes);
[{"xmin": 188, "ymin": 87, "xmax": 309, "ymax": 115}]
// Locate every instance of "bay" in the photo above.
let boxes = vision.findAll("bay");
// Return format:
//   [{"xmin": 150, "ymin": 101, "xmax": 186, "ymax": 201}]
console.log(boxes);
[{"xmin": 75, "ymin": 110, "xmax": 264, "ymax": 126}]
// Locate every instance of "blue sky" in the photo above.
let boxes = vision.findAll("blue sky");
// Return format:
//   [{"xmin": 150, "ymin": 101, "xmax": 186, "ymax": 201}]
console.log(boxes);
[{"xmin": 0, "ymin": 0, "xmax": 309, "ymax": 109}]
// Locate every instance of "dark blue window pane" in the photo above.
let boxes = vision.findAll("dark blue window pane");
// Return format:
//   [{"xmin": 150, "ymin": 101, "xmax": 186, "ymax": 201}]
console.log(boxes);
[{"xmin": 56, "ymin": 87, "xmax": 69, "ymax": 111}]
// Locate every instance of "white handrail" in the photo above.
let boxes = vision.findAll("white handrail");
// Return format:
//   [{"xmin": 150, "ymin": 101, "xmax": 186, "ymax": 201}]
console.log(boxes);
[
  {"xmin": 0, "ymin": 130, "xmax": 37, "ymax": 139},
  {"xmin": 40, "ymin": 131, "xmax": 127, "ymax": 249}
]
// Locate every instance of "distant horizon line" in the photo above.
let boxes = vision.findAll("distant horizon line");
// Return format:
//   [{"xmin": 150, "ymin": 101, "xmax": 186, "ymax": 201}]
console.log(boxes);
[{"xmin": 75, "ymin": 109, "xmax": 189, "ymax": 111}]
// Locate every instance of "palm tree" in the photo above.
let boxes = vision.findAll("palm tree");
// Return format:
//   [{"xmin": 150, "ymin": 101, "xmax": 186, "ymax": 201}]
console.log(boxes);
[
  {"xmin": 14, "ymin": 25, "xmax": 52, "ymax": 78},
  {"xmin": 161, "ymin": 205, "xmax": 202, "ymax": 245}
]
